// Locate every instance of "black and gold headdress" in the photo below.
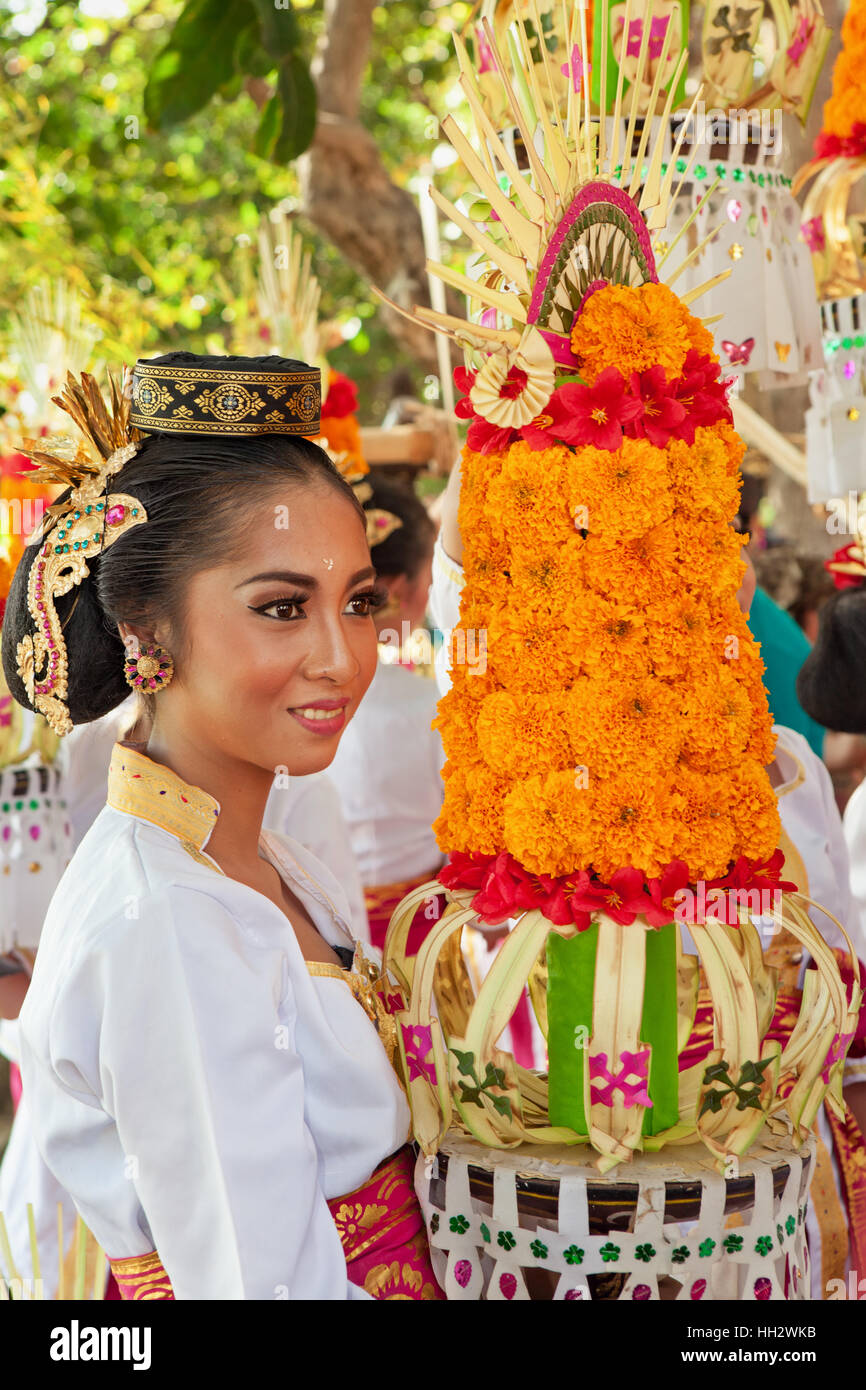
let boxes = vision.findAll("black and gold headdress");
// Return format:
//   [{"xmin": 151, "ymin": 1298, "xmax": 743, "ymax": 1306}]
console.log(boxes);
[{"xmin": 130, "ymin": 353, "xmax": 321, "ymax": 436}]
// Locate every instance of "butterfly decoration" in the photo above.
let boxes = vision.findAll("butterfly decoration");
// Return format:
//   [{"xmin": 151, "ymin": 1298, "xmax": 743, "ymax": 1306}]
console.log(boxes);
[
  {"xmin": 705, "ymin": 3, "xmax": 760, "ymax": 55},
  {"xmin": 775, "ymin": 342, "xmax": 792, "ymax": 363},
  {"xmin": 721, "ymin": 337, "xmax": 756, "ymax": 365}
]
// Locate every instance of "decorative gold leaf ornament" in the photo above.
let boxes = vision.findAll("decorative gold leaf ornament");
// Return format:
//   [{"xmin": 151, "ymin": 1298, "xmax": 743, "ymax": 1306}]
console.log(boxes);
[{"xmin": 13, "ymin": 370, "xmax": 146, "ymax": 736}]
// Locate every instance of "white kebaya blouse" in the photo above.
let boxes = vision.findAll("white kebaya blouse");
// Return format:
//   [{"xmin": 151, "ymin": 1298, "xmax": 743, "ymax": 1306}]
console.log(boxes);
[
  {"xmin": 327, "ymin": 660, "xmax": 445, "ymax": 886},
  {"xmin": 18, "ymin": 744, "xmax": 409, "ymax": 1300}
]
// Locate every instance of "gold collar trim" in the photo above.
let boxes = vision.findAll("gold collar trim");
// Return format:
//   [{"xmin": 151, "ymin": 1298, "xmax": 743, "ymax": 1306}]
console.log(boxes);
[{"xmin": 107, "ymin": 743, "xmax": 220, "ymax": 851}]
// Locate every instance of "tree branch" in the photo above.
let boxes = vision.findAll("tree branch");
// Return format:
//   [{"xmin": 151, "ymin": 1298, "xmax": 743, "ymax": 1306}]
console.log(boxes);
[{"xmin": 300, "ymin": 0, "xmax": 451, "ymax": 373}]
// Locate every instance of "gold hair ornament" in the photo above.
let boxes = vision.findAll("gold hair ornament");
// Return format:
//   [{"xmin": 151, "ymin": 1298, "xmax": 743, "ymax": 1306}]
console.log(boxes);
[
  {"xmin": 341, "ymin": 477, "xmax": 402, "ymax": 548},
  {"xmin": 15, "ymin": 370, "xmax": 146, "ymax": 736},
  {"xmin": 366, "ymin": 509, "xmax": 403, "ymax": 548}
]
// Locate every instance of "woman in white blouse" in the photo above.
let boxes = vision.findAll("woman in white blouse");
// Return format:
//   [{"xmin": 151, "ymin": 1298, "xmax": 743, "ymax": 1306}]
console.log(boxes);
[
  {"xmin": 1, "ymin": 353, "xmax": 441, "ymax": 1301},
  {"xmin": 327, "ymin": 476, "xmax": 445, "ymax": 952}
]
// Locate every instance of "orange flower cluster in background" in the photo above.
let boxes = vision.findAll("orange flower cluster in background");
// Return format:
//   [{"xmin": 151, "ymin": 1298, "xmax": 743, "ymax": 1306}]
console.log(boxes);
[
  {"xmin": 435, "ymin": 280, "xmax": 780, "ymax": 886},
  {"xmin": 316, "ymin": 370, "xmax": 368, "ymax": 480},
  {"xmin": 815, "ymin": 0, "xmax": 866, "ymax": 155}
]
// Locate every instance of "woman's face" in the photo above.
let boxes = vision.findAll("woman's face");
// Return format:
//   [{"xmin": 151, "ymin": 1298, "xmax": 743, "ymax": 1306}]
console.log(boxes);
[{"xmin": 153, "ymin": 480, "xmax": 379, "ymax": 777}]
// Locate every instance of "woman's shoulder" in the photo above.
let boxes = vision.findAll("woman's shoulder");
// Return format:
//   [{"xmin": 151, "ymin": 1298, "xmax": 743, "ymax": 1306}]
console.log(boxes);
[{"xmin": 38, "ymin": 806, "xmax": 245, "ymax": 968}]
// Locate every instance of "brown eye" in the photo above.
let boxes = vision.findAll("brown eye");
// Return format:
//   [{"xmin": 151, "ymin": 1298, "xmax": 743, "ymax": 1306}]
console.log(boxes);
[
  {"xmin": 346, "ymin": 588, "xmax": 385, "ymax": 617},
  {"xmin": 251, "ymin": 596, "xmax": 307, "ymax": 621}
]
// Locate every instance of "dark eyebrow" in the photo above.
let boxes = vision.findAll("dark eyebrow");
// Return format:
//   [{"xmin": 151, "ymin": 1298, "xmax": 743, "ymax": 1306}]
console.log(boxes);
[
  {"xmin": 235, "ymin": 566, "xmax": 377, "ymax": 591},
  {"xmin": 236, "ymin": 570, "xmax": 317, "ymax": 590}
]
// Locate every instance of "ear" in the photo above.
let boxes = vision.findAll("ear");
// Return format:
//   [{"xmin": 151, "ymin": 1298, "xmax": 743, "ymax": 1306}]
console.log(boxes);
[{"xmin": 117, "ymin": 623, "xmax": 158, "ymax": 656}]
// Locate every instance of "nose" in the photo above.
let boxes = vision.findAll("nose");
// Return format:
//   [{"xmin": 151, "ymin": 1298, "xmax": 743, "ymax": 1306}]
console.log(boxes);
[{"xmin": 300, "ymin": 609, "xmax": 363, "ymax": 686}]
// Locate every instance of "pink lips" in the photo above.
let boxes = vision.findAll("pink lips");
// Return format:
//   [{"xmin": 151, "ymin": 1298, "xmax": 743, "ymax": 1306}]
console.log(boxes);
[{"xmin": 287, "ymin": 698, "xmax": 349, "ymax": 737}]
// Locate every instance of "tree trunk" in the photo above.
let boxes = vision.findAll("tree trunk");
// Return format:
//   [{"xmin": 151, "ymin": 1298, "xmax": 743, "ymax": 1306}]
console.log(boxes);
[{"xmin": 299, "ymin": 0, "xmax": 443, "ymax": 371}]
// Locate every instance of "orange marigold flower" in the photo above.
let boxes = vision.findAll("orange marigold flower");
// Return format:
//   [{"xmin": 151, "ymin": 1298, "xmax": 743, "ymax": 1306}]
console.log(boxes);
[
  {"xmin": 666, "ymin": 429, "xmax": 742, "ymax": 524},
  {"xmin": 463, "ymin": 525, "xmax": 512, "ymax": 608},
  {"xmin": 435, "ymin": 760, "xmax": 510, "ymax": 856},
  {"xmin": 483, "ymin": 439, "xmax": 574, "ymax": 546},
  {"xmin": 487, "ymin": 602, "xmax": 583, "ymax": 693},
  {"xmin": 582, "ymin": 773, "xmax": 683, "ymax": 880},
  {"xmin": 476, "ymin": 691, "xmax": 574, "ymax": 779},
  {"xmin": 582, "ymin": 527, "xmax": 678, "ymax": 606},
  {"xmin": 647, "ymin": 589, "xmax": 717, "ymax": 680},
  {"xmin": 572, "ymin": 592, "xmax": 651, "ymax": 675},
  {"xmin": 570, "ymin": 282, "xmax": 714, "ymax": 382},
  {"xmin": 713, "ymin": 418, "xmax": 747, "ymax": 476},
  {"xmin": 707, "ymin": 607, "xmax": 766, "ymax": 679},
  {"xmin": 435, "ymin": 697, "xmax": 484, "ymax": 769},
  {"xmin": 507, "ymin": 532, "xmax": 587, "ymax": 607},
  {"xmin": 567, "ymin": 673, "xmax": 684, "ymax": 778},
  {"xmin": 744, "ymin": 688, "xmax": 777, "ymax": 765},
  {"xmin": 726, "ymin": 763, "xmax": 781, "ymax": 862},
  {"xmin": 670, "ymin": 514, "xmax": 746, "ymax": 599},
  {"xmin": 680, "ymin": 667, "xmax": 754, "ymax": 772},
  {"xmin": 503, "ymin": 770, "xmax": 600, "ymax": 877},
  {"xmin": 567, "ymin": 436, "xmax": 674, "ymax": 543},
  {"xmin": 669, "ymin": 768, "xmax": 739, "ymax": 879}
]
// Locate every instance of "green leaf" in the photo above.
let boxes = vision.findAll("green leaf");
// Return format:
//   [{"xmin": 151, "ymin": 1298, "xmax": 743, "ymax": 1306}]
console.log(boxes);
[
  {"xmin": 703, "ymin": 1061, "xmax": 731, "ymax": 1084},
  {"xmin": 451, "ymin": 1049, "xmax": 477, "ymax": 1079},
  {"xmin": 249, "ymin": 0, "xmax": 301, "ymax": 58},
  {"xmin": 144, "ymin": 0, "xmax": 258, "ymax": 129},
  {"xmin": 235, "ymin": 24, "xmax": 278, "ymax": 79},
  {"xmin": 272, "ymin": 52, "xmax": 318, "ymax": 162},
  {"xmin": 737, "ymin": 1092, "xmax": 762, "ymax": 1111},
  {"xmin": 252, "ymin": 93, "xmax": 282, "ymax": 159},
  {"xmin": 490, "ymin": 1094, "xmax": 513, "ymax": 1118}
]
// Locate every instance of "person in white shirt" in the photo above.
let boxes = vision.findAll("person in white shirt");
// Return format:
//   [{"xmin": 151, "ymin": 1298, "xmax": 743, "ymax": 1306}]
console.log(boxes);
[
  {"xmin": 0, "ymin": 352, "xmax": 442, "ymax": 1301},
  {"xmin": 328, "ymin": 476, "xmax": 444, "ymax": 951},
  {"xmin": 0, "ymin": 697, "xmax": 369, "ymax": 1297}
]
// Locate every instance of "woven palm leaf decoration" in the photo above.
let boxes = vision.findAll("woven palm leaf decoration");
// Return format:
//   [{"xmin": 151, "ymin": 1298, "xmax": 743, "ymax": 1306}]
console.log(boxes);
[
  {"xmin": 0, "ymin": 1204, "xmax": 107, "ymax": 1301},
  {"xmin": 379, "ymin": 1, "xmax": 857, "ymax": 1173}
]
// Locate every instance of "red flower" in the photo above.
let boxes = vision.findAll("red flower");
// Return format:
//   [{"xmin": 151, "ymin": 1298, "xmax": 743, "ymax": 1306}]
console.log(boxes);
[
  {"xmin": 439, "ymin": 850, "xmax": 489, "ymax": 892},
  {"xmin": 670, "ymin": 352, "xmax": 732, "ymax": 443},
  {"xmin": 626, "ymin": 366, "xmax": 688, "ymax": 447},
  {"xmin": 710, "ymin": 850, "xmax": 797, "ymax": 896},
  {"xmin": 548, "ymin": 367, "xmax": 641, "ymax": 451},
  {"xmin": 595, "ymin": 867, "xmax": 654, "ymax": 925},
  {"xmin": 466, "ymin": 419, "xmax": 520, "ymax": 454},
  {"xmin": 645, "ymin": 860, "xmax": 690, "ymax": 926},
  {"xmin": 815, "ymin": 124, "xmax": 866, "ymax": 160},
  {"xmin": 321, "ymin": 372, "xmax": 359, "ymax": 420},
  {"xmin": 453, "ymin": 365, "xmax": 475, "ymax": 401}
]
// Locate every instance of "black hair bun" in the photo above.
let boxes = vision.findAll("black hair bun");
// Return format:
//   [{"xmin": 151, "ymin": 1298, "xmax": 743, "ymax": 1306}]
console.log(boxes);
[{"xmin": 1, "ymin": 534, "xmax": 128, "ymax": 725}]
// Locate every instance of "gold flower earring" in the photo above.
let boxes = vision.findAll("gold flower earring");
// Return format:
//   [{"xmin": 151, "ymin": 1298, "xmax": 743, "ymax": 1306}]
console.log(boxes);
[{"xmin": 122, "ymin": 634, "xmax": 174, "ymax": 694}]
